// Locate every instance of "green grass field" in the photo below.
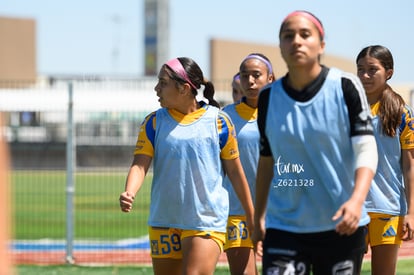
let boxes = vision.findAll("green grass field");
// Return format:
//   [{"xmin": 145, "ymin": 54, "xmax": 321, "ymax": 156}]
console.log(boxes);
[
  {"xmin": 14, "ymin": 260, "xmax": 414, "ymax": 275},
  {"xmin": 12, "ymin": 170, "xmax": 414, "ymax": 274},
  {"xmin": 12, "ymin": 170, "xmax": 152, "ymax": 240}
]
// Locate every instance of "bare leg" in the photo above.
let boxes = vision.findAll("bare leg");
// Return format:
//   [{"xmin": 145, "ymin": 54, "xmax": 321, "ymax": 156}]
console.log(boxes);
[
  {"xmin": 371, "ymin": 244, "xmax": 399, "ymax": 275},
  {"xmin": 226, "ymin": 247, "xmax": 257, "ymax": 275},
  {"xmin": 152, "ymin": 258, "xmax": 182, "ymax": 275},
  {"xmin": 181, "ymin": 236, "xmax": 221, "ymax": 275}
]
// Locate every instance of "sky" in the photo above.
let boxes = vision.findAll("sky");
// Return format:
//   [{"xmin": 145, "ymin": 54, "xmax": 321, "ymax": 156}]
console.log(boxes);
[{"xmin": 0, "ymin": 0, "xmax": 413, "ymax": 85}]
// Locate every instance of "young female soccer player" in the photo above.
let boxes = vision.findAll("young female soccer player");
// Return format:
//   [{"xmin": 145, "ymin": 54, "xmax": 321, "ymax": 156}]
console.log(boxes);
[
  {"xmin": 119, "ymin": 57, "xmax": 254, "ymax": 275},
  {"xmin": 231, "ymin": 72, "xmax": 243, "ymax": 103},
  {"xmin": 356, "ymin": 45, "xmax": 414, "ymax": 275},
  {"xmin": 252, "ymin": 11, "xmax": 378, "ymax": 275},
  {"xmin": 223, "ymin": 53, "xmax": 274, "ymax": 274}
]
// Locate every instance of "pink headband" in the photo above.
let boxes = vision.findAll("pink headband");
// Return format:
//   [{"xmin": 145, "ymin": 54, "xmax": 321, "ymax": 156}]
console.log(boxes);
[
  {"xmin": 283, "ymin": 11, "xmax": 324, "ymax": 38},
  {"xmin": 165, "ymin": 58, "xmax": 198, "ymax": 90}
]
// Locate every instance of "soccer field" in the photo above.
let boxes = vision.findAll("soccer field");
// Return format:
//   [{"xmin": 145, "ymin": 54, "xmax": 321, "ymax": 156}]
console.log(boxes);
[
  {"xmin": 11, "ymin": 170, "xmax": 414, "ymax": 271},
  {"xmin": 12, "ymin": 170, "xmax": 152, "ymax": 240},
  {"xmin": 14, "ymin": 259, "xmax": 414, "ymax": 275},
  {"xmin": 12, "ymin": 170, "xmax": 154, "ymax": 264}
]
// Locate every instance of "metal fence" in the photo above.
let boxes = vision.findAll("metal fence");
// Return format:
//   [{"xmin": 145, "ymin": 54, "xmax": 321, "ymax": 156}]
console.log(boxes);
[{"xmin": 2, "ymin": 78, "xmax": 232, "ymax": 265}]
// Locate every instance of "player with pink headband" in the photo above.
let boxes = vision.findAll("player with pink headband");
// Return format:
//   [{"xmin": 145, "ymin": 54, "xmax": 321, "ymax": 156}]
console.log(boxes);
[
  {"xmin": 165, "ymin": 58, "xmax": 198, "ymax": 90},
  {"xmin": 252, "ymin": 10, "xmax": 377, "ymax": 274},
  {"xmin": 281, "ymin": 10, "xmax": 325, "ymax": 39},
  {"xmin": 119, "ymin": 57, "xmax": 254, "ymax": 274}
]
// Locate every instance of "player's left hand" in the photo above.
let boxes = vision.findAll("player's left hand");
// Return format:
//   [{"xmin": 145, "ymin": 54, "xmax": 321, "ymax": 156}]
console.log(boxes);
[{"xmin": 402, "ymin": 213, "xmax": 414, "ymax": 241}]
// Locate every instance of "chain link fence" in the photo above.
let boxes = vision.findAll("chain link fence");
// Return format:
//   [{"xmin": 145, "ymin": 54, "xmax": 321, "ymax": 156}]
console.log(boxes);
[{"xmin": 2, "ymin": 78, "xmax": 232, "ymax": 264}]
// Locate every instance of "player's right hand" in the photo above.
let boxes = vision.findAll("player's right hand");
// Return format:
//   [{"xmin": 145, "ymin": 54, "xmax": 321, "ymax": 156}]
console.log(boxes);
[{"xmin": 119, "ymin": 191, "xmax": 135, "ymax": 212}]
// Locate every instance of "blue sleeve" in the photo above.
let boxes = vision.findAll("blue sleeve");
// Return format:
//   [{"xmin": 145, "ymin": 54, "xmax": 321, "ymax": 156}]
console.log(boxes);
[
  {"xmin": 145, "ymin": 112, "xmax": 156, "ymax": 147},
  {"xmin": 218, "ymin": 112, "xmax": 230, "ymax": 150}
]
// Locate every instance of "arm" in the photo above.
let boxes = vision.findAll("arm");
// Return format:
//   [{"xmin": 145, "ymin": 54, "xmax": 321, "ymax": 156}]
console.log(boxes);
[
  {"xmin": 222, "ymin": 157, "xmax": 254, "ymax": 231},
  {"xmin": 119, "ymin": 154, "xmax": 152, "ymax": 212},
  {"xmin": 334, "ymin": 76, "xmax": 377, "ymax": 235},
  {"xmin": 120, "ymin": 112, "xmax": 155, "ymax": 212},
  {"xmin": 333, "ymin": 135, "xmax": 377, "ymax": 235},
  {"xmin": 252, "ymin": 156, "xmax": 273, "ymax": 247},
  {"xmin": 333, "ymin": 167, "xmax": 374, "ymax": 235},
  {"xmin": 0, "ymin": 114, "xmax": 12, "ymax": 274},
  {"xmin": 402, "ymin": 148, "xmax": 414, "ymax": 241},
  {"xmin": 218, "ymin": 110, "xmax": 254, "ymax": 227},
  {"xmin": 251, "ymin": 86, "xmax": 273, "ymax": 254}
]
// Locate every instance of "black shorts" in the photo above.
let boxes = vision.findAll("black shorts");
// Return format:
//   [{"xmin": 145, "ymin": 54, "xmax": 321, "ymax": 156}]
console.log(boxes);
[{"xmin": 262, "ymin": 227, "xmax": 366, "ymax": 275}]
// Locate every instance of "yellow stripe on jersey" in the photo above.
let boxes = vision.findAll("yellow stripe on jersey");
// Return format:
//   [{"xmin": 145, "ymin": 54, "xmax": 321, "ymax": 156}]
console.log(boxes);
[
  {"xmin": 400, "ymin": 106, "xmax": 414, "ymax": 149},
  {"xmin": 370, "ymin": 101, "xmax": 380, "ymax": 116},
  {"xmin": 133, "ymin": 106, "xmax": 239, "ymax": 159},
  {"xmin": 234, "ymin": 101, "xmax": 257, "ymax": 121},
  {"xmin": 134, "ymin": 112, "xmax": 156, "ymax": 157},
  {"xmin": 218, "ymin": 110, "xmax": 239, "ymax": 160}
]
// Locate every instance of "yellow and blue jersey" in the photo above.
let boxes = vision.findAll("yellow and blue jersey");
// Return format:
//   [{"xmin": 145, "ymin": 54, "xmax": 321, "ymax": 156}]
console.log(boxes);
[
  {"xmin": 133, "ymin": 102, "xmax": 239, "ymax": 232},
  {"xmin": 222, "ymin": 99, "xmax": 259, "ymax": 216},
  {"xmin": 134, "ymin": 102, "xmax": 239, "ymax": 160},
  {"xmin": 366, "ymin": 101, "xmax": 414, "ymax": 215}
]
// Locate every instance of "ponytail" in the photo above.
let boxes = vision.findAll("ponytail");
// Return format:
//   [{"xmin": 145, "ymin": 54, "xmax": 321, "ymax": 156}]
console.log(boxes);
[
  {"xmin": 379, "ymin": 85, "xmax": 404, "ymax": 137},
  {"xmin": 165, "ymin": 57, "xmax": 220, "ymax": 108},
  {"xmin": 203, "ymin": 80, "xmax": 220, "ymax": 108}
]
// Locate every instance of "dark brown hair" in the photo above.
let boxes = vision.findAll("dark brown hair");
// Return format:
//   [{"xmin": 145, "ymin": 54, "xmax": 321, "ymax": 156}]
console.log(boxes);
[
  {"xmin": 168, "ymin": 57, "xmax": 220, "ymax": 108},
  {"xmin": 356, "ymin": 45, "xmax": 404, "ymax": 137}
]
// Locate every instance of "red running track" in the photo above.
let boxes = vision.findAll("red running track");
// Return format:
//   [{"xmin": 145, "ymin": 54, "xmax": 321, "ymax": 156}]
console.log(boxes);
[{"xmin": 13, "ymin": 240, "xmax": 414, "ymax": 265}]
